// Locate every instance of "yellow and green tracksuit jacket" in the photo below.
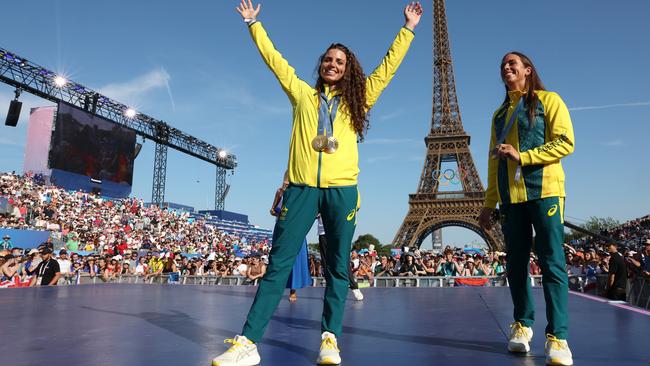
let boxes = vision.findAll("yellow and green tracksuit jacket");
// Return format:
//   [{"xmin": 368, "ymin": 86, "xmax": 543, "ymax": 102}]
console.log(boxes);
[
  {"xmin": 485, "ymin": 90, "xmax": 575, "ymax": 208},
  {"xmin": 249, "ymin": 22, "xmax": 414, "ymax": 188}
]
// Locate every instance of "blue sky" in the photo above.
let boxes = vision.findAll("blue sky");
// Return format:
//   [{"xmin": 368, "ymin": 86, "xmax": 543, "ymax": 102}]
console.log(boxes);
[{"xmin": 1, "ymin": 0, "xmax": 649, "ymax": 247}]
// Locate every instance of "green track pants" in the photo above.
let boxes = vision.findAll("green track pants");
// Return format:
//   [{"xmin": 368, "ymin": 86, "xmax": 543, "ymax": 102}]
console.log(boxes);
[
  {"xmin": 501, "ymin": 196, "xmax": 569, "ymax": 339},
  {"xmin": 242, "ymin": 184, "xmax": 358, "ymax": 342}
]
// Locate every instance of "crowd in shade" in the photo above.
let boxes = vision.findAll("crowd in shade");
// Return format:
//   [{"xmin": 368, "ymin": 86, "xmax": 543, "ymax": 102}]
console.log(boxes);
[{"xmin": 1, "ymin": 171, "xmax": 649, "ymax": 293}]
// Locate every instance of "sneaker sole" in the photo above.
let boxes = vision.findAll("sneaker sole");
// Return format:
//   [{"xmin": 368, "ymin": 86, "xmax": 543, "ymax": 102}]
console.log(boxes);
[
  {"xmin": 508, "ymin": 342, "xmax": 530, "ymax": 353},
  {"xmin": 317, "ymin": 357, "xmax": 341, "ymax": 365},
  {"xmin": 212, "ymin": 357, "xmax": 261, "ymax": 366},
  {"xmin": 546, "ymin": 357, "xmax": 573, "ymax": 366}
]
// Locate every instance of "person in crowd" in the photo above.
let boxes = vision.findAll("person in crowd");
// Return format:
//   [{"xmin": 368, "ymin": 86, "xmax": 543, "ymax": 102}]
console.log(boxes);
[
  {"xmin": 459, "ymin": 257, "xmax": 478, "ymax": 276},
  {"xmin": 399, "ymin": 253, "xmax": 419, "ymax": 277},
  {"xmin": 1, "ymin": 254, "xmax": 21, "ymax": 280},
  {"xmin": 374, "ymin": 255, "xmax": 392, "ymax": 277},
  {"xmin": 57, "ymin": 250, "xmax": 73, "ymax": 283},
  {"xmin": 641, "ymin": 240, "xmax": 650, "ymax": 277},
  {"xmin": 478, "ymin": 51, "xmax": 575, "ymax": 365},
  {"xmin": 212, "ymin": 2, "xmax": 422, "ymax": 365},
  {"xmin": 477, "ymin": 256, "xmax": 494, "ymax": 276},
  {"xmin": 606, "ymin": 242, "xmax": 627, "ymax": 301},
  {"xmin": 436, "ymin": 249, "xmax": 458, "ymax": 276},
  {"xmin": 29, "ymin": 248, "xmax": 61, "ymax": 286},
  {"xmin": 245, "ymin": 256, "xmax": 267, "ymax": 285},
  {"xmin": 0, "ymin": 234, "xmax": 12, "ymax": 250}
]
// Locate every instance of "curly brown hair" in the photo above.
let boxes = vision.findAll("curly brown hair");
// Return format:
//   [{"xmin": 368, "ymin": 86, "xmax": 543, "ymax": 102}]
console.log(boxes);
[{"xmin": 315, "ymin": 43, "xmax": 369, "ymax": 142}]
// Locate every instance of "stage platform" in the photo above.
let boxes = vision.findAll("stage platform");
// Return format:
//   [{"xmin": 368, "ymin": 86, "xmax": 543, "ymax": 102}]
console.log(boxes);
[{"xmin": 2, "ymin": 285, "xmax": 648, "ymax": 365}]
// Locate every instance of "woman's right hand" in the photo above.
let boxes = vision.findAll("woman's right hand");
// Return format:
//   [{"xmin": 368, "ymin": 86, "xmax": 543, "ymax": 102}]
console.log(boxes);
[
  {"xmin": 236, "ymin": 0, "xmax": 261, "ymax": 20},
  {"xmin": 478, "ymin": 207, "xmax": 495, "ymax": 230}
]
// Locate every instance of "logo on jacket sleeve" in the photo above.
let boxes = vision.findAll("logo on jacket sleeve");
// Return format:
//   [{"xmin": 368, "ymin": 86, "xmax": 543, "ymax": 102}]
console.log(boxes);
[{"xmin": 547, "ymin": 204, "xmax": 558, "ymax": 217}]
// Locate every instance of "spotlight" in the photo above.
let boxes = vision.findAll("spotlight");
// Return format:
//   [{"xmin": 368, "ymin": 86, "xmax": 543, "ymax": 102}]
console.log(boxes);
[
  {"xmin": 218, "ymin": 150, "xmax": 227, "ymax": 158},
  {"xmin": 5, "ymin": 89, "xmax": 22, "ymax": 127},
  {"xmin": 124, "ymin": 108, "xmax": 137, "ymax": 118},
  {"xmin": 53, "ymin": 75, "xmax": 67, "ymax": 88}
]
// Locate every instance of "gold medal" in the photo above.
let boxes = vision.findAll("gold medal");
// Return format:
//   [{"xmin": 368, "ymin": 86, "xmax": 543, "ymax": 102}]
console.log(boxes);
[
  {"xmin": 324, "ymin": 136, "xmax": 338, "ymax": 154},
  {"xmin": 311, "ymin": 135, "xmax": 328, "ymax": 152}
]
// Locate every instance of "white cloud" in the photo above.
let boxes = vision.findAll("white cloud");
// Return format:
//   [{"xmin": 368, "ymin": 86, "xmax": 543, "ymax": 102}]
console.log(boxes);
[
  {"xmin": 377, "ymin": 110, "xmax": 405, "ymax": 122},
  {"xmin": 601, "ymin": 139, "xmax": 623, "ymax": 147},
  {"xmin": 212, "ymin": 83, "xmax": 288, "ymax": 116},
  {"xmin": 99, "ymin": 68, "xmax": 173, "ymax": 107},
  {"xmin": 569, "ymin": 101, "xmax": 650, "ymax": 111}
]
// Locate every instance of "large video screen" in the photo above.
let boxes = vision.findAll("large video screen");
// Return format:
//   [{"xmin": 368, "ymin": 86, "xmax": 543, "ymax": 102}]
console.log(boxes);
[{"xmin": 49, "ymin": 102, "xmax": 136, "ymax": 185}]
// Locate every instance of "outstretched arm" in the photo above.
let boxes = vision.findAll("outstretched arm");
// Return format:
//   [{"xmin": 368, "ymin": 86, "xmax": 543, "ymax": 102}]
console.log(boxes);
[
  {"xmin": 365, "ymin": 2, "xmax": 423, "ymax": 109},
  {"xmin": 236, "ymin": 0, "xmax": 310, "ymax": 105}
]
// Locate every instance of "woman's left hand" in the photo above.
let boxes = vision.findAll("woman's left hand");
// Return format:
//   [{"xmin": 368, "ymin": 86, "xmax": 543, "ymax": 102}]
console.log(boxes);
[
  {"xmin": 404, "ymin": 2, "xmax": 423, "ymax": 31},
  {"xmin": 495, "ymin": 144, "xmax": 520, "ymax": 163}
]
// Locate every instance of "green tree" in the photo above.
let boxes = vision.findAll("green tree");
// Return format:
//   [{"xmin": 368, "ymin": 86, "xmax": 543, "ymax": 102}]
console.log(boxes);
[
  {"xmin": 567, "ymin": 216, "xmax": 620, "ymax": 240},
  {"xmin": 352, "ymin": 234, "xmax": 380, "ymax": 251}
]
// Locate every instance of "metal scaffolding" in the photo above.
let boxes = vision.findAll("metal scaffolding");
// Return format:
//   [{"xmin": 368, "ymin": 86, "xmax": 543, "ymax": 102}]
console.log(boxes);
[{"xmin": 0, "ymin": 47, "xmax": 236, "ymax": 209}]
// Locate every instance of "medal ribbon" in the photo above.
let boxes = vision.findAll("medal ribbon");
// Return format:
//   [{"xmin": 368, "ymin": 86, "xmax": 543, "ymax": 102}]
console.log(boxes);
[
  {"xmin": 317, "ymin": 93, "xmax": 340, "ymax": 137},
  {"xmin": 496, "ymin": 97, "xmax": 525, "ymax": 182},
  {"xmin": 496, "ymin": 98, "xmax": 524, "ymax": 145}
]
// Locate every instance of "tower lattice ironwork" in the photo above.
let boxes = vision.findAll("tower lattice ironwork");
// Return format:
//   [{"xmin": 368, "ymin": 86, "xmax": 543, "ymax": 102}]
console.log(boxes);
[{"xmin": 393, "ymin": 0, "xmax": 504, "ymax": 250}]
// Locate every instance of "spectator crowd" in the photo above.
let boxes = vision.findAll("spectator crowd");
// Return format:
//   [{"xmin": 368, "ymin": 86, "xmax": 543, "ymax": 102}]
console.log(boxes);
[{"xmin": 1, "ymin": 171, "xmax": 649, "ymax": 301}]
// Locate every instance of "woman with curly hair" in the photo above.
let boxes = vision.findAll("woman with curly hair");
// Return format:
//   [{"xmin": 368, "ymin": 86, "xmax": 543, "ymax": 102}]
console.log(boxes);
[{"xmin": 212, "ymin": 1, "xmax": 422, "ymax": 365}]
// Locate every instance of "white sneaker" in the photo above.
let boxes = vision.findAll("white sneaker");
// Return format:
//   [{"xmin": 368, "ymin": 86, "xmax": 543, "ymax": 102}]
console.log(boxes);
[
  {"xmin": 351, "ymin": 288, "xmax": 364, "ymax": 301},
  {"xmin": 316, "ymin": 331, "xmax": 341, "ymax": 365},
  {"xmin": 211, "ymin": 335, "xmax": 261, "ymax": 366},
  {"xmin": 545, "ymin": 334, "xmax": 573, "ymax": 366},
  {"xmin": 507, "ymin": 322, "xmax": 533, "ymax": 353}
]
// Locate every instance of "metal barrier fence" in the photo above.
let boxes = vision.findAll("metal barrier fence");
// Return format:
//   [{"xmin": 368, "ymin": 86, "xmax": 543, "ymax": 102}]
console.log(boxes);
[
  {"xmin": 63, "ymin": 273, "xmax": 542, "ymax": 288},
  {"xmin": 56, "ymin": 272, "xmax": 650, "ymax": 310}
]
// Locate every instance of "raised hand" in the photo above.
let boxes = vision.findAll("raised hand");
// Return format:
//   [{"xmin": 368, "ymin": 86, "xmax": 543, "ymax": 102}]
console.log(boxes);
[
  {"xmin": 478, "ymin": 207, "xmax": 494, "ymax": 230},
  {"xmin": 404, "ymin": 2, "xmax": 423, "ymax": 31},
  {"xmin": 236, "ymin": 0, "xmax": 261, "ymax": 20}
]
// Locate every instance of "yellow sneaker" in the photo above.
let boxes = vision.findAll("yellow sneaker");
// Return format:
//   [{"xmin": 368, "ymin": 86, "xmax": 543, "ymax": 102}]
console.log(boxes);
[
  {"xmin": 316, "ymin": 331, "xmax": 341, "ymax": 365},
  {"xmin": 211, "ymin": 335, "xmax": 260, "ymax": 366},
  {"xmin": 545, "ymin": 334, "xmax": 573, "ymax": 366},
  {"xmin": 508, "ymin": 321, "xmax": 533, "ymax": 353}
]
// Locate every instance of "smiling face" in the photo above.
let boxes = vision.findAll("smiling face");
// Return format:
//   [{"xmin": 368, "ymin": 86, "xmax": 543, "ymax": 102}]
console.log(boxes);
[
  {"xmin": 319, "ymin": 48, "xmax": 347, "ymax": 86},
  {"xmin": 501, "ymin": 53, "xmax": 531, "ymax": 91}
]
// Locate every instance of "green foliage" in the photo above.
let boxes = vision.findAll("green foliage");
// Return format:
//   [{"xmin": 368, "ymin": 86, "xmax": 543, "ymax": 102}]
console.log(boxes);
[
  {"xmin": 352, "ymin": 233, "xmax": 380, "ymax": 251},
  {"xmin": 568, "ymin": 216, "xmax": 620, "ymax": 239}
]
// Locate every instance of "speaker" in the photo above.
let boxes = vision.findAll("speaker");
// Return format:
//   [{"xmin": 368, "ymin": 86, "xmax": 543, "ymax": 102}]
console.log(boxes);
[{"xmin": 5, "ymin": 99, "xmax": 22, "ymax": 127}]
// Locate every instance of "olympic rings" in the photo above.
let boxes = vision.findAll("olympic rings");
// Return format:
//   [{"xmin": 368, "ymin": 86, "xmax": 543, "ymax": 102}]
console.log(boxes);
[{"xmin": 431, "ymin": 167, "xmax": 468, "ymax": 185}]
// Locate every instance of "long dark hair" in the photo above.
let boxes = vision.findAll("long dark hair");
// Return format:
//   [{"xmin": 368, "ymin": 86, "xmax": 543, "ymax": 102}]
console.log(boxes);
[
  {"xmin": 315, "ymin": 43, "xmax": 369, "ymax": 142},
  {"xmin": 500, "ymin": 51, "xmax": 545, "ymax": 127}
]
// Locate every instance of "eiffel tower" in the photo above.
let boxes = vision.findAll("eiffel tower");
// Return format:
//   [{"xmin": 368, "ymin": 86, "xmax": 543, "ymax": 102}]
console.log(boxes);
[{"xmin": 393, "ymin": 0, "xmax": 504, "ymax": 250}]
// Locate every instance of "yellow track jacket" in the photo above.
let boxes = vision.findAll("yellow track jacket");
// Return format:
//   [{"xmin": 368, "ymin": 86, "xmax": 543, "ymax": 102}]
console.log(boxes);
[
  {"xmin": 249, "ymin": 22, "xmax": 414, "ymax": 188},
  {"xmin": 485, "ymin": 90, "xmax": 575, "ymax": 208}
]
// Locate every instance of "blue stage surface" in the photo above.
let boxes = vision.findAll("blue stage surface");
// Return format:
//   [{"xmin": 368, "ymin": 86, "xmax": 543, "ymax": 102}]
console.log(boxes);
[{"xmin": 2, "ymin": 285, "xmax": 648, "ymax": 365}]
